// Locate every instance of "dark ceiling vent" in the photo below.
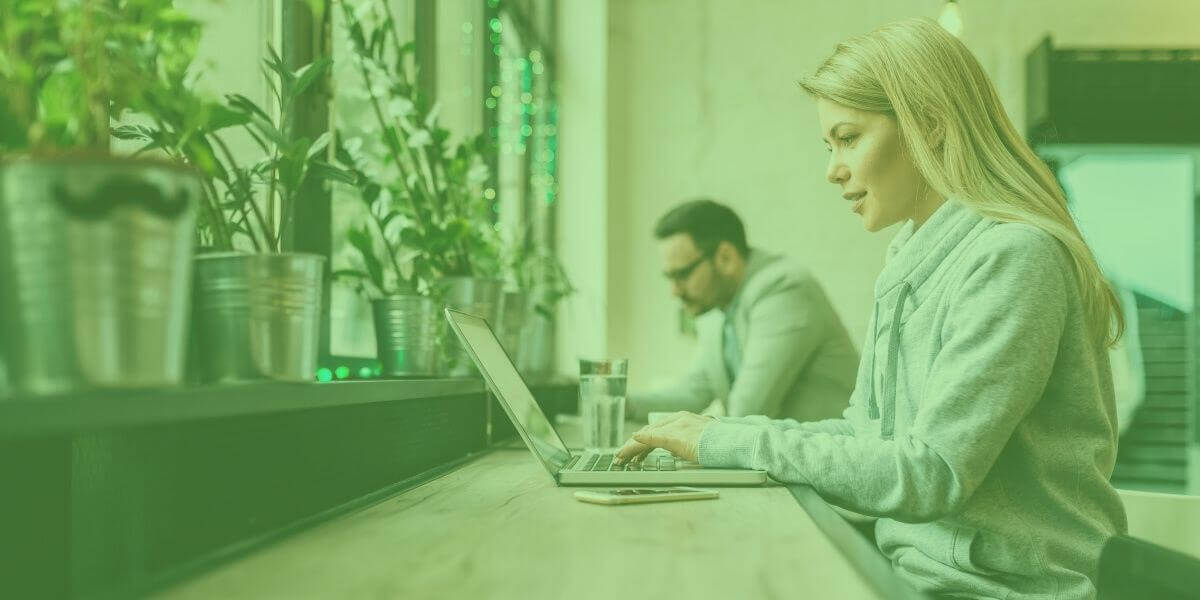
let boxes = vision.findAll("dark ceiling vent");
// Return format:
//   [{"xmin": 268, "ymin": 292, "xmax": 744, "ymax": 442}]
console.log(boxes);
[{"xmin": 1026, "ymin": 36, "xmax": 1200, "ymax": 146}]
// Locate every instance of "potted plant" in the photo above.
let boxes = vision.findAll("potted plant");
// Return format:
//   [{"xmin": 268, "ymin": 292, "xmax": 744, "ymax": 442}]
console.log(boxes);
[
  {"xmin": 336, "ymin": 0, "xmax": 504, "ymax": 377},
  {"xmin": 118, "ymin": 47, "xmax": 347, "ymax": 383},
  {"xmin": 330, "ymin": 149, "xmax": 440, "ymax": 377},
  {"xmin": 0, "ymin": 0, "xmax": 203, "ymax": 395},
  {"xmin": 501, "ymin": 228, "xmax": 575, "ymax": 376}
]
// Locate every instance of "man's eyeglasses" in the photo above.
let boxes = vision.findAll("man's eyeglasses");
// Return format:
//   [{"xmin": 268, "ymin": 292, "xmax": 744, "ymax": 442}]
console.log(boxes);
[{"xmin": 664, "ymin": 251, "xmax": 713, "ymax": 283}]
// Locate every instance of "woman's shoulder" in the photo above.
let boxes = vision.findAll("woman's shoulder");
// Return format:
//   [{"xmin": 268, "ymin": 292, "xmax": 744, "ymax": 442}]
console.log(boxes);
[
  {"xmin": 935, "ymin": 218, "xmax": 1075, "ymax": 302},
  {"xmin": 965, "ymin": 219, "xmax": 1072, "ymax": 271}
]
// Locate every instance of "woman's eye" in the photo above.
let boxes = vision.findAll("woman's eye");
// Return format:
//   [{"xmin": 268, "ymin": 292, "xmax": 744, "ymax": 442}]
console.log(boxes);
[{"xmin": 839, "ymin": 135, "xmax": 857, "ymax": 145}]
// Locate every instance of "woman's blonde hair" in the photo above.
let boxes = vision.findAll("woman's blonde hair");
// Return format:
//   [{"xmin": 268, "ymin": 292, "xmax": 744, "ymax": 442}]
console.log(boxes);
[{"xmin": 800, "ymin": 18, "xmax": 1124, "ymax": 347}]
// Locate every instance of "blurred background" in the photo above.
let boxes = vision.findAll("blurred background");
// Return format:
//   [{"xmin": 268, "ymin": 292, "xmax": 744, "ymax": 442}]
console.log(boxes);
[
  {"xmin": 43, "ymin": 0, "xmax": 1200, "ymax": 496},
  {"xmin": 3, "ymin": 1, "xmax": 1200, "ymax": 597}
]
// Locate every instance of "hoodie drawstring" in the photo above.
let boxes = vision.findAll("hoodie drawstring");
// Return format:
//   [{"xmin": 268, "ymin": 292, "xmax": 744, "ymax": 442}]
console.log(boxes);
[
  {"xmin": 866, "ymin": 302, "xmax": 880, "ymax": 420},
  {"xmin": 880, "ymin": 282, "xmax": 911, "ymax": 439}
]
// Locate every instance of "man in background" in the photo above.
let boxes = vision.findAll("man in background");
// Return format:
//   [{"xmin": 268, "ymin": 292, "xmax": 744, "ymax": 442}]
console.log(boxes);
[{"xmin": 629, "ymin": 199, "xmax": 858, "ymax": 423}]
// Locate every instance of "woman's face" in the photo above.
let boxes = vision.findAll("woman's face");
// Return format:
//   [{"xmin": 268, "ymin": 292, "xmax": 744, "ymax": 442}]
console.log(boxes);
[{"xmin": 816, "ymin": 99, "xmax": 938, "ymax": 232}]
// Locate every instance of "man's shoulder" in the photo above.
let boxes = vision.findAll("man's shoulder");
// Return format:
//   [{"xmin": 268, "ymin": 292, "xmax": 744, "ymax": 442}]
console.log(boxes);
[{"xmin": 743, "ymin": 250, "xmax": 820, "ymax": 299}]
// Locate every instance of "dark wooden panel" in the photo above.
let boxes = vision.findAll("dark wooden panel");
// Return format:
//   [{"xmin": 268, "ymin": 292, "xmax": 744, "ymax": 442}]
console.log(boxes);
[
  {"xmin": 1115, "ymin": 292, "xmax": 1192, "ymax": 493},
  {"xmin": 1112, "ymin": 461, "xmax": 1188, "ymax": 483},
  {"xmin": 1144, "ymin": 377, "xmax": 1187, "ymax": 393},
  {"xmin": 0, "ymin": 437, "xmax": 71, "ymax": 599},
  {"xmin": 1120, "ymin": 427, "xmax": 1189, "ymax": 445},
  {"xmin": 69, "ymin": 393, "xmax": 487, "ymax": 599},
  {"xmin": 1114, "ymin": 443, "xmax": 1188, "ymax": 464},
  {"xmin": 1143, "ymin": 362, "xmax": 1187, "ymax": 378},
  {"xmin": 1142, "ymin": 393, "xmax": 1188, "ymax": 410}
]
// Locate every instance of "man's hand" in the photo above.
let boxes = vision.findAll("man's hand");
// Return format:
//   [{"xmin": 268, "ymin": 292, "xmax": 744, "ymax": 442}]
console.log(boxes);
[{"xmin": 614, "ymin": 412, "xmax": 715, "ymax": 465}]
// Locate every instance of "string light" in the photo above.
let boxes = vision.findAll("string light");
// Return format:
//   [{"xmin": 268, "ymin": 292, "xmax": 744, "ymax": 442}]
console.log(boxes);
[
  {"xmin": 938, "ymin": 0, "xmax": 963, "ymax": 37},
  {"xmin": 483, "ymin": 2, "xmax": 559, "ymax": 216}
]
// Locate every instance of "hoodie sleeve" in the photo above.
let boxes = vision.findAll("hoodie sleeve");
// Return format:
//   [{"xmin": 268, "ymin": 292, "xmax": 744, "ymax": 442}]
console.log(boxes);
[
  {"xmin": 715, "ymin": 414, "xmax": 854, "ymax": 436},
  {"xmin": 698, "ymin": 228, "xmax": 1071, "ymax": 522}
]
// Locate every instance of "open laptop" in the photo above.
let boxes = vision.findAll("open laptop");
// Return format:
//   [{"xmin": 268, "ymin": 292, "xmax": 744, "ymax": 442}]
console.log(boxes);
[{"xmin": 445, "ymin": 308, "xmax": 768, "ymax": 486}]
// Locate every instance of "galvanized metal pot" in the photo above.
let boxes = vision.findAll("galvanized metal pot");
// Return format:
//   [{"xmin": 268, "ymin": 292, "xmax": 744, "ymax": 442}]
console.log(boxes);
[
  {"xmin": 434, "ymin": 277, "xmax": 503, "ymax": 377},
  {"xmin": 0, "ymin": 156, "xmax": 199, "ymax": 396},
  {"xmin": 517, "ymin": 311, "xmax": 556, "ymax": 376},
  {"xmin": 192, "ymin": 252, "xmax": 325, "ymax": 383},
  {"xmin": 372, "ymin": 295, "xmax": 439, "ymax": 377},
  {"xmin": 496, "ymin": 290, "xmax": 527, "ymax": 358}
]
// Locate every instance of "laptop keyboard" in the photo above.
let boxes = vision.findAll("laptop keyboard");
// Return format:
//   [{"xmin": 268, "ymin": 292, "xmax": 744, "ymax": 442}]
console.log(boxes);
[{"xmin": 582, "ymin": 453, "xmax": 676, "ymax": 472}]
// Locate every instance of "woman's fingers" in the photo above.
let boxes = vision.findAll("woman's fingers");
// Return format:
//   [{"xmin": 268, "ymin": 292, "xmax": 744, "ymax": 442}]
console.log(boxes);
[
  {"xmin": 615, "ymin": 412, "xmax": 703, "ymax": 464},
  {"xmin": 614, "ymin": 438, "xmax": 651, "ymax": 464},
  {"xmin": 632, "ymin": 428, "xmax": 686, "ymax": 458}
]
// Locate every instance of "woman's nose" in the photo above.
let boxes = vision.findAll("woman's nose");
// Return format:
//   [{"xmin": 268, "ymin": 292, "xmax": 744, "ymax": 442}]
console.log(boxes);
[{"xmin": 826, "ymin": 158, "xmax": 848, "ymax": 185}]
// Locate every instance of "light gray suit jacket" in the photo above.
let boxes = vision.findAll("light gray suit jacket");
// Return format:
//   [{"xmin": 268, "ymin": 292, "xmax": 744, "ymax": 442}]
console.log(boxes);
[{"xmin": 631, "ymin": 249, "xmax": 858, "ymax": 422}]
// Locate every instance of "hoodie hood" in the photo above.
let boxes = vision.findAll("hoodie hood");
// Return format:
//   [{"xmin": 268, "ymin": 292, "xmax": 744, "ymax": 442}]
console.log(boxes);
[{"xmin": 866, "ymin": 199, "xmax": 992, "ymax": 437}]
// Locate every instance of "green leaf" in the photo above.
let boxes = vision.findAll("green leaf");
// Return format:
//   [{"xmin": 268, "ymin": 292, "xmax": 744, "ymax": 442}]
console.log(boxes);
[
  {"xmin": 290, "ymin": 58, "xmax": 330, "ymax": 102},
  {"xmin": 111, "ymin": 125, "xmax": 152, "ymax": 141},
  {"xmin": 226, "ymin": 94, "xmax": 271, "ymax": 122},
  {"xmin": 345, "ymin": 16, "xmax": 367, "ymax": 51},
  {"xmin": 306, "ymin": 131, "xmax": 331, "ymax": 161},
  {"xmin": 308, "ymin": 160, "xmax": 356, "ymax": 185},
  {"xmin": 346, "ymin": 226, "xmax": 385, "ymax": 289},
  {"xmin": 263, "ymin": 45, "xmax": 290, "ymax": 82},
  {"xmin": 37, "ymin": 63, "xmax": 89, "ymax": 144},
  {"xmin": 362, "ymin": 183, "xmax": 382, "ymax": 204},
  {"xmin": 203, "ymin": 101, "xmax": 251, "ymax": 131},
  {"xmin": 399, "ymin": 226, "xmax": 423, "ymax": 249},
  {"xmin": 332, "ymin": 269, "xmax": 370, "ymax": 281},
  {"xmin": 183, "ymin": 137, "xmax": 227, "ymax": 181},
  {"xmin": 245, "ymin": 115, "xmax": 286, "ymax": 147},
  {"xmin": 367, "ymin": 27, "xmax": 387, "ymax": 61},
  {"xmin": 380, "ymin": 211, "xmax": 403, "ymax": 230}
]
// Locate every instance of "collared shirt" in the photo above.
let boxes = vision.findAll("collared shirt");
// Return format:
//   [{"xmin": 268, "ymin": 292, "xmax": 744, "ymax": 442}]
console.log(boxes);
[{"xmin": 721, "ymin": 255, "xmax": 750, "ymax": 382}]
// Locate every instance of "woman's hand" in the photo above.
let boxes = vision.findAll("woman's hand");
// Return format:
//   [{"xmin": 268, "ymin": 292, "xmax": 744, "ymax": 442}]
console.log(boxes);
[{"xmin": 614, "ymin": 412, "xmax": 716, "ymax": 464}]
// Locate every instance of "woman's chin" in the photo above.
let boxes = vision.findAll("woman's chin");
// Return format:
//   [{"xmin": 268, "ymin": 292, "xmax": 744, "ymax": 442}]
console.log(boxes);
[{"xmin": 860, "ymin": 212, "xmax": 881, "ymax": 232}]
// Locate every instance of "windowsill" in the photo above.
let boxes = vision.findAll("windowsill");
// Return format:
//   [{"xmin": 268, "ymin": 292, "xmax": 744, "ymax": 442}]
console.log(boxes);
[{"xmin": 0, "ymin": 377, "xmax": 571, "ymax": 439}]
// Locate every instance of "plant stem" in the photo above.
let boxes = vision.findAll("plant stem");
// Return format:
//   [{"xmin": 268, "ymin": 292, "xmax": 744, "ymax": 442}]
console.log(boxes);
[
  {"xmin": 345, "ymin": 25, "xmax": 439, "ymax": 254},
  {"xmin": 367, "ymin": 209, "xmax": 410, "ymax": 293},
  {"xmin": 200, "ymin": 178, "xmax": 234, "ymax": 250},
  {"xmin": 211, "ymin": 132, "xmax": 272, "ymax": 252}
]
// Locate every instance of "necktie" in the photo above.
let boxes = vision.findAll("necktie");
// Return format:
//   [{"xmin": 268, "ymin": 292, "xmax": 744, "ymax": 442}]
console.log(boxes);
[{"xmin": 722, "ymin": 314, "xmax": 740, "ymax": 383}]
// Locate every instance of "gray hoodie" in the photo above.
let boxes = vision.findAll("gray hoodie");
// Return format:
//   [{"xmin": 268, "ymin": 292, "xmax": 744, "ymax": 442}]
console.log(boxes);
[{"xmin": 698, "ymin": 199, "xmax": 1127, "ymax": 599}]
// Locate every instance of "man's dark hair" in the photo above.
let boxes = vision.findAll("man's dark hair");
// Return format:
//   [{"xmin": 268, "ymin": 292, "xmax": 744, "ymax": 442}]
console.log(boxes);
[{"xmin": 653, "ymin": 199, "xmax": 749, "ymax": 256}]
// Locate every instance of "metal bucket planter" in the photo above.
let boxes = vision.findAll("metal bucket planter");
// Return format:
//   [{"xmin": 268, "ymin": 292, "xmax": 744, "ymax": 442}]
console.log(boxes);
[
  {"xmin": 372, "ymin": 295, "xmax": 439, "ymax": 377},
  {"xmin": 0, "ymin": 156, "xmax": 198, "ymax": 396},
  {"xmin": 192, "ymin": 252, "xmax": 325, "ymax": 383},
  {"xmin": 497, "ymin": 290, "xmax": 527, "ymax": 358},
  {"xmin": 517, "ymin": 310, "xmax": 556, "ymax": 376},
  {"xmin": 434, "ymin": 277, "xmax": 503, "ymax": 377}
]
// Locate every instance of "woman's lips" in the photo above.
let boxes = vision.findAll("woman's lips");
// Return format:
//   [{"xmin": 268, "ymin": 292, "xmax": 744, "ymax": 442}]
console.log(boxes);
[{"xmin": 848, "ymin": 192, "xmax": 866, "ymax": 214}]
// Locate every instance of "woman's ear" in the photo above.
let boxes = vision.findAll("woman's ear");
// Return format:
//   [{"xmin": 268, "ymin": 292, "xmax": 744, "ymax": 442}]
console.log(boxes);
[{"xmin": 928, "ymin": 117, "xmax": 947, "ymax": 152}]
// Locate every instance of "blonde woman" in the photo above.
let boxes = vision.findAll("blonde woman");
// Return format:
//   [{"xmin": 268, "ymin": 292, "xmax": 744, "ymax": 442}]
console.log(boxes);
[{"xmin": 616, "ymin": 17, "xmax": 1127, "ymax": 600}]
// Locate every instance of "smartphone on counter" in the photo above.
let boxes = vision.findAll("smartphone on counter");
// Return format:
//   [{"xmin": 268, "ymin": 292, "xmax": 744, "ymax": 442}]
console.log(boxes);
[{"xmin": 573, "ymin": 487, "xmax": 719, "ymax": 505}]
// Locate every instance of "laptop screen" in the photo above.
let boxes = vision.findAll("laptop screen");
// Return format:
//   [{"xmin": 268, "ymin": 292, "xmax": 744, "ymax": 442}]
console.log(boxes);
[{"xmin": 445, "ymin": 309, "xmax": 573, "ymax": 476}]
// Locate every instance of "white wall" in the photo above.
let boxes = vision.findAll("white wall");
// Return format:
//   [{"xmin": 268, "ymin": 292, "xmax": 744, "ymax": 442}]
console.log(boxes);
[
  {"xmin": 555, "ymin": 1, "xmax": 611, "ymax": 373},
  {"xmin": 560, "ymin": 0, "xmax": 1200, "ymax": 390}
]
